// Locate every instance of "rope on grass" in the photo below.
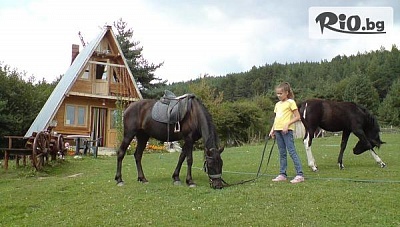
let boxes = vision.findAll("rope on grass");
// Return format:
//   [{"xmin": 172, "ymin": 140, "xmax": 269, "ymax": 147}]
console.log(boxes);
[
  {"xmin": 191, "ymin": 166, "xmax": 400, "ymax": 184},
  {"xmin": 304, "ymin": 176, "xmax": 400, "ymax": 184}
]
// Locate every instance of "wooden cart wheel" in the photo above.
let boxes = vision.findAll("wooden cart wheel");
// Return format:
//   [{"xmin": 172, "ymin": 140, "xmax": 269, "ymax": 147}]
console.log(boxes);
[
  {"xmin": 49, "ymin": 137, "xmax": 57, "ymax": 161},
  {"xmin": 32, "ymin": 131, "xmax": 50, "ymax": 170},
  {"xmin": 56, "ymin": 134, "xmax": 66, "ymax": 159}
]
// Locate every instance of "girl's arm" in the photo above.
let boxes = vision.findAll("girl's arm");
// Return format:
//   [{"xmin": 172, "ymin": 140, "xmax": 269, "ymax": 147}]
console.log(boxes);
[
  {"xmin": 283, "ymin": 109, "xmax": 301, "ymax": 133},
  {"xmin": 291, "ymin": 109, "xmax": 301, "ymax": 123}
]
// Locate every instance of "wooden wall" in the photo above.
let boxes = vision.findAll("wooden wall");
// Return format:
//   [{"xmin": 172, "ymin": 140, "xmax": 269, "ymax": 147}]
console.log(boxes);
[
  {"xmin": 69, "ymin": 66, "xmax": 140, "ymax": 99},
  {"xmin": 70, "ymin": 79, "xmax": 92, "ymax": 94},
  {"xmin": 53, "ymin": 96, "xmax": 116, "ymax": 137}
]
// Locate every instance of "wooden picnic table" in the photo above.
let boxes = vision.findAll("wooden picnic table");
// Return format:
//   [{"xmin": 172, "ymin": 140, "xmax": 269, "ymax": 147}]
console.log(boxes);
[{"xmin": 65, "ymin": 134, "xmax": 90, "ymax": 156}]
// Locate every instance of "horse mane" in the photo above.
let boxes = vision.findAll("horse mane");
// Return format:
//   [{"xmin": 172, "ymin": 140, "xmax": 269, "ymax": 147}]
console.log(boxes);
[
  {"xmin": 356, "ymin": 104, "xmax": 380, "ymax": 132},
  {"xmin": 193, "ymin": 97, "xmax": 220, "ymax": 149}
]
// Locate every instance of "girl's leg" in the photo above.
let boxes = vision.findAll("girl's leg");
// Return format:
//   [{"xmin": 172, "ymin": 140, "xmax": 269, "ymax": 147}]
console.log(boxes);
[
  {"xmin": 274, "ymin": 131, "xmax": 288, "ymax": 176},
  {"xmin": 283, "ymin": 131, "xmax": 304, "ymax": 176}
]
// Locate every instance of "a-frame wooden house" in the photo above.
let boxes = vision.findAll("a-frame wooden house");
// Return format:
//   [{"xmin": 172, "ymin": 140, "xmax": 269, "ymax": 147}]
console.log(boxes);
[{"xmin": 25, "ymin": 26, "xmax": 142, "ymax": 148}]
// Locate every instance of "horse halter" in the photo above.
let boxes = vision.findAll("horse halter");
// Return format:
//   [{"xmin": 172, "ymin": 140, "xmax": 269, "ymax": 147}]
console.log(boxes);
[{"xmin": 203, "ymin": 155, "xmax": 222, "ymax": 187}]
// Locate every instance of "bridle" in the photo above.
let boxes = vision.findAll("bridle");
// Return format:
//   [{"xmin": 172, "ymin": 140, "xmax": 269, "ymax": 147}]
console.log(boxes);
[
  {"xmin": 203, "ymin": 155, "xmax": 223, "ymax": 187},
  {"xmin": 204, "ymin": 137, "xmax": 276, "ymax": 188}
]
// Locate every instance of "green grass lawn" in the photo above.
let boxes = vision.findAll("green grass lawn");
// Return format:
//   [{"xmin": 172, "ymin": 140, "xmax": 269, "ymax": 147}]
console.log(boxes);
[{"xmin": 1, "ymin": 133, "xmax": 399, "ymax": 226}]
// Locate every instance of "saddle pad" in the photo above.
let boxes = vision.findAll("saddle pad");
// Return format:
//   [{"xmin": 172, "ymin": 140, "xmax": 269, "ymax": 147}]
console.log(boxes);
[
  {"xmin": 152, "ymin": 101, "xmax": 179, "ymax": 124},
  {"xmin": 151, "ymin": 95, "xmax": 194, "ymax": 124}
]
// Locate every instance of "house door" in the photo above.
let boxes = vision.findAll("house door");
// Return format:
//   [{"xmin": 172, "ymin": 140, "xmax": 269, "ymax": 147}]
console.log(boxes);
[
  {"xmin": 91, "ymin": 107, "xmax": 107, "ymax": 147},
  {"xmin": 107, "ymin": 109, "xmax": 119, "ymax": 148}
]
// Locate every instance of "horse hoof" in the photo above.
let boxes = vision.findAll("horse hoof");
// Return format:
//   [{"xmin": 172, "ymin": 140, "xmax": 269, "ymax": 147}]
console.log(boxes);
[
  {"xmin": 188, "ymin": 184, "xmax": 197, "ymax": 188},
  {"xmin": 117, "ymin": 182, "xmax": 124, "ymax": 187},
  {"xmin": 137, "ymin": 178, "xmax": 149, "ymax": 184},
  {"xmin": 173, "ymin": 181, "xmax": 182, "ymax": 186}
]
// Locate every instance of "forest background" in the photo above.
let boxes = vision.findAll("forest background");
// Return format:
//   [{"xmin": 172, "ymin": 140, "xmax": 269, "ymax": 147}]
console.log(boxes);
[{"xmin": 1, "ymin": 20, "xmax": 399, "ymax": 147}]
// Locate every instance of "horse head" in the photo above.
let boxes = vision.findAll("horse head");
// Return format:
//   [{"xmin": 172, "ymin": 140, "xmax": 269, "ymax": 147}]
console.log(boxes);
[
  {"xmin": 354, "ymin": 136, "xmax": 385, "ymax": 154},
  {"xmin": 367, "ymin": 129, "xmax": 385, "ymax": 148},
  {"xmin": 204, "ymin": 147, "xmax": 224, "ymax": 189},
  {"xmin": 353, "ymin": 111, "xmax": 385, "ymax": 154}
]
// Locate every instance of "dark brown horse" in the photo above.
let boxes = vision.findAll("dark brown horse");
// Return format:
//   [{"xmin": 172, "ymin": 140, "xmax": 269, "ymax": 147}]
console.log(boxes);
[
  {"xmin": 299, "ymin": 99, "xmax": 385, "ymax": 171},
  {"xmin": 114, "ymin": 96, "xmax": 224, "ymax": 189}
]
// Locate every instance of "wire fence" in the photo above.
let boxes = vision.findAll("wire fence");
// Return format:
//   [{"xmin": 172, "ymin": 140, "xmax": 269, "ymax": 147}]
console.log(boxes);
[
  {"xmin": 380, "ymin": 126, "xmax": 400, "ymax": 134},
  {"xmin": 300, "ymin": 126, "xmax": 400, "ymax": 138}
]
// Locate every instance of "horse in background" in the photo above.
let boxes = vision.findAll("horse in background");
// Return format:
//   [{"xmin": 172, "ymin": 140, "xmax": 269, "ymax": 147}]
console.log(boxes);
[
  {"xmin": 114, "ymin": 93, "xmax": 224, "ymax": 189},
  {"xmin": 299, "ymin": 99, "xmax": 385, "ymax": 171}
]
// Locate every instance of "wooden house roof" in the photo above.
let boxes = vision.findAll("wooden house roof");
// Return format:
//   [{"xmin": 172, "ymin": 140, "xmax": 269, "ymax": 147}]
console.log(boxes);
[{"xmin": 25, "ymin": 26, "xmax": 142, "ymax": 137}]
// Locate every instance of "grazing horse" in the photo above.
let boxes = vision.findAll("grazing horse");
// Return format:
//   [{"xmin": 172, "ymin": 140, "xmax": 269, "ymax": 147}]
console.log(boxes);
[
  {"xmin": 299, "ymin": 99, "xmax": 385, "ymax": 171},
  {"xmin": 114, "ymin": 95, "xmax": 224, "ymax": 189}
]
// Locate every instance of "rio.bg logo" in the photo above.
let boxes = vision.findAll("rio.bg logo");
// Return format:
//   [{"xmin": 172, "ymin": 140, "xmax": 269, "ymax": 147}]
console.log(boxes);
[{"xmin": 309, "ymin": 7, "xmax": 393, "ymax": 39}]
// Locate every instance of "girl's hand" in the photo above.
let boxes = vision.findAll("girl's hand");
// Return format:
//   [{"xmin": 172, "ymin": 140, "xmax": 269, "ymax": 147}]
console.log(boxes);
[
  {"xmin": 269, "ymin": 130, "xmax": 275, "ymax": 139},
  {"xmin": 282, "ymin": 124, "xmax": 289, "ymax": 134}
]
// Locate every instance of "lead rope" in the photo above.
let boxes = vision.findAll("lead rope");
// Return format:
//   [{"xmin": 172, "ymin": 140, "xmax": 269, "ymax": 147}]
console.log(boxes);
[{"xmin": 221, "ymin": 137, "xmax": 276, "ymax": 187}]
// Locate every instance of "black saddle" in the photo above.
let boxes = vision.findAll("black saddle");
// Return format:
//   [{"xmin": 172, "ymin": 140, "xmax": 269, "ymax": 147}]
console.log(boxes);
[{"xmin": 151, "ymin": 90, "xmax": 195, "ymax": 132}]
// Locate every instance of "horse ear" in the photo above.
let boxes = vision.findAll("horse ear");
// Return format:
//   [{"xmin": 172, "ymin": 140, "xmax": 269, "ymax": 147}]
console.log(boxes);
[{"xmin": 218, "ymin": 146, "xmax": 224, "ymax": 154}]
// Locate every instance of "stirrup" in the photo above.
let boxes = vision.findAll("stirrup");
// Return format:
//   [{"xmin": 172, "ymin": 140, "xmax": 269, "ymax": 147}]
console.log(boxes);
[{"xmin": 174, "ymin": 122, "xmax": 181, "ymax": 132}]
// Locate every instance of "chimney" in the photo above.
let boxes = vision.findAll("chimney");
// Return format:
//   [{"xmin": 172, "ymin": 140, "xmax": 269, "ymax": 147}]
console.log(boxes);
[{"xmin": 71, "ymin": 44, "xmax": 79, "ymax": 65}]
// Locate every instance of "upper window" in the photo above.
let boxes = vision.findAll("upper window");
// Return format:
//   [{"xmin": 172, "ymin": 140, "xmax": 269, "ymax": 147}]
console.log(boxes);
[
  {"xmin": 96, "ymin": 40, "xmax": 111, "ymax": 54},
  {"xmin": 65, "ymin": 104, "xmax": 87, "ymax": 127},
  {"xmin": 95, "ymin": 63, "xmax": 108, "ymax": 81},
  {"xmin": 80, "ymin": 66, "xmax": 90, "ymax": 80}
]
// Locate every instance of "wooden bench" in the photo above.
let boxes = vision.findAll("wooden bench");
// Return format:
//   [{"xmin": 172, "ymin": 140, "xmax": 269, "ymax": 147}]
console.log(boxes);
[{"xmin": 1, "ymin": 136, "xmax": 32, "ymax": 170}]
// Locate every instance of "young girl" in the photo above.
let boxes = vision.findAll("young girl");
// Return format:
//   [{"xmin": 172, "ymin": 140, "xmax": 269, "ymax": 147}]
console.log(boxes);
[{"xmin": 269, "ymin": 82, "xmax": 304, "ymax": 183}]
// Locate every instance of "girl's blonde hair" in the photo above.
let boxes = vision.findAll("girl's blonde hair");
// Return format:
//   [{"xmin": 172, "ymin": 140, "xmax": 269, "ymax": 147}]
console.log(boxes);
[{"xmin": 277, "ymin": 82, "xmax": 295, "ymax": 99}]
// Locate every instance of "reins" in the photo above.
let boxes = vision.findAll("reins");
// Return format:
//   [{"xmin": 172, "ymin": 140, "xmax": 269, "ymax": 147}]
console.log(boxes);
[{"xmin": 218, "ymin": 137, "xmax": 276, "ymax": 187}]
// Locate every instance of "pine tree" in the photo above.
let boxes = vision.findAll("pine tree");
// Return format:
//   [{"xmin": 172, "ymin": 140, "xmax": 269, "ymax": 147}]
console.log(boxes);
[
  {"xmin": 343, "ymin": 72, "xmax": 379, "ymax": 113},
  {"xmin": 378, "ymin": 79, "xmax": 400, "ymax": 126},
  {"xmin": 113, "ymin": 18, "xmax": 165, "ymax": 98}
]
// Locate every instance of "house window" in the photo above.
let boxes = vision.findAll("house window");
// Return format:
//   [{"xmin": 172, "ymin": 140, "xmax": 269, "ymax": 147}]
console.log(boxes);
[
  {"xmin": 96, "ymin": 63, "xmax": 107, "ymax": 80},
  {"xmin": 77, "ymin": 107, "xmax": 86, "ymax": 125},
  {"xmin": 80, "ymin": 66, "xmax": 90, "ymax": 80},
  {"xmin": 110, "ymin": 109, "xmax": 121, "ymax": 129},
  {"xmin": 65, "ymin": 105, "xmax": 75, "ymax": 125},
  {"xmin": 65, "ymin": 104, "xmax": 87, "ymax": 126},
  {"xmin": 96, "ymin": 40, "xmax": 111, "ymax": 54}
]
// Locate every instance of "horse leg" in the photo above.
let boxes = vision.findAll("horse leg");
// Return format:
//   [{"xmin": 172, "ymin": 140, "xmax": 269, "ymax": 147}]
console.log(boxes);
[
  {"xmin": 172, "ymin": 140, "xmax": 196, "ymax": 187},
  {"xmin": 370, "ymin": 149, "xmax": 386, "ymax": 168},
  {"xmin": 134, "ymin": 134, "xmax": 150, "ymax": 183},
  {"xmin": 338, "ymin": 131, "xmax": 350, "ymax": 170},
  {"xmin": 184, "ymin": 143, "xmax": 196, "ymax": 187},
  {"xmin": 115, "ymin": 131, "xmax": 136, "ymax": 186},
  {"xmin": 352, "ymin": 129, "xmax": 386, "ymax": 168},
  {"xmin": 303, "ymin": 132, "xmax": 318, "ymax": 172},
  {"xmin": 172, "ymin": 147, "xmax": 187, "ymax": 185}
]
